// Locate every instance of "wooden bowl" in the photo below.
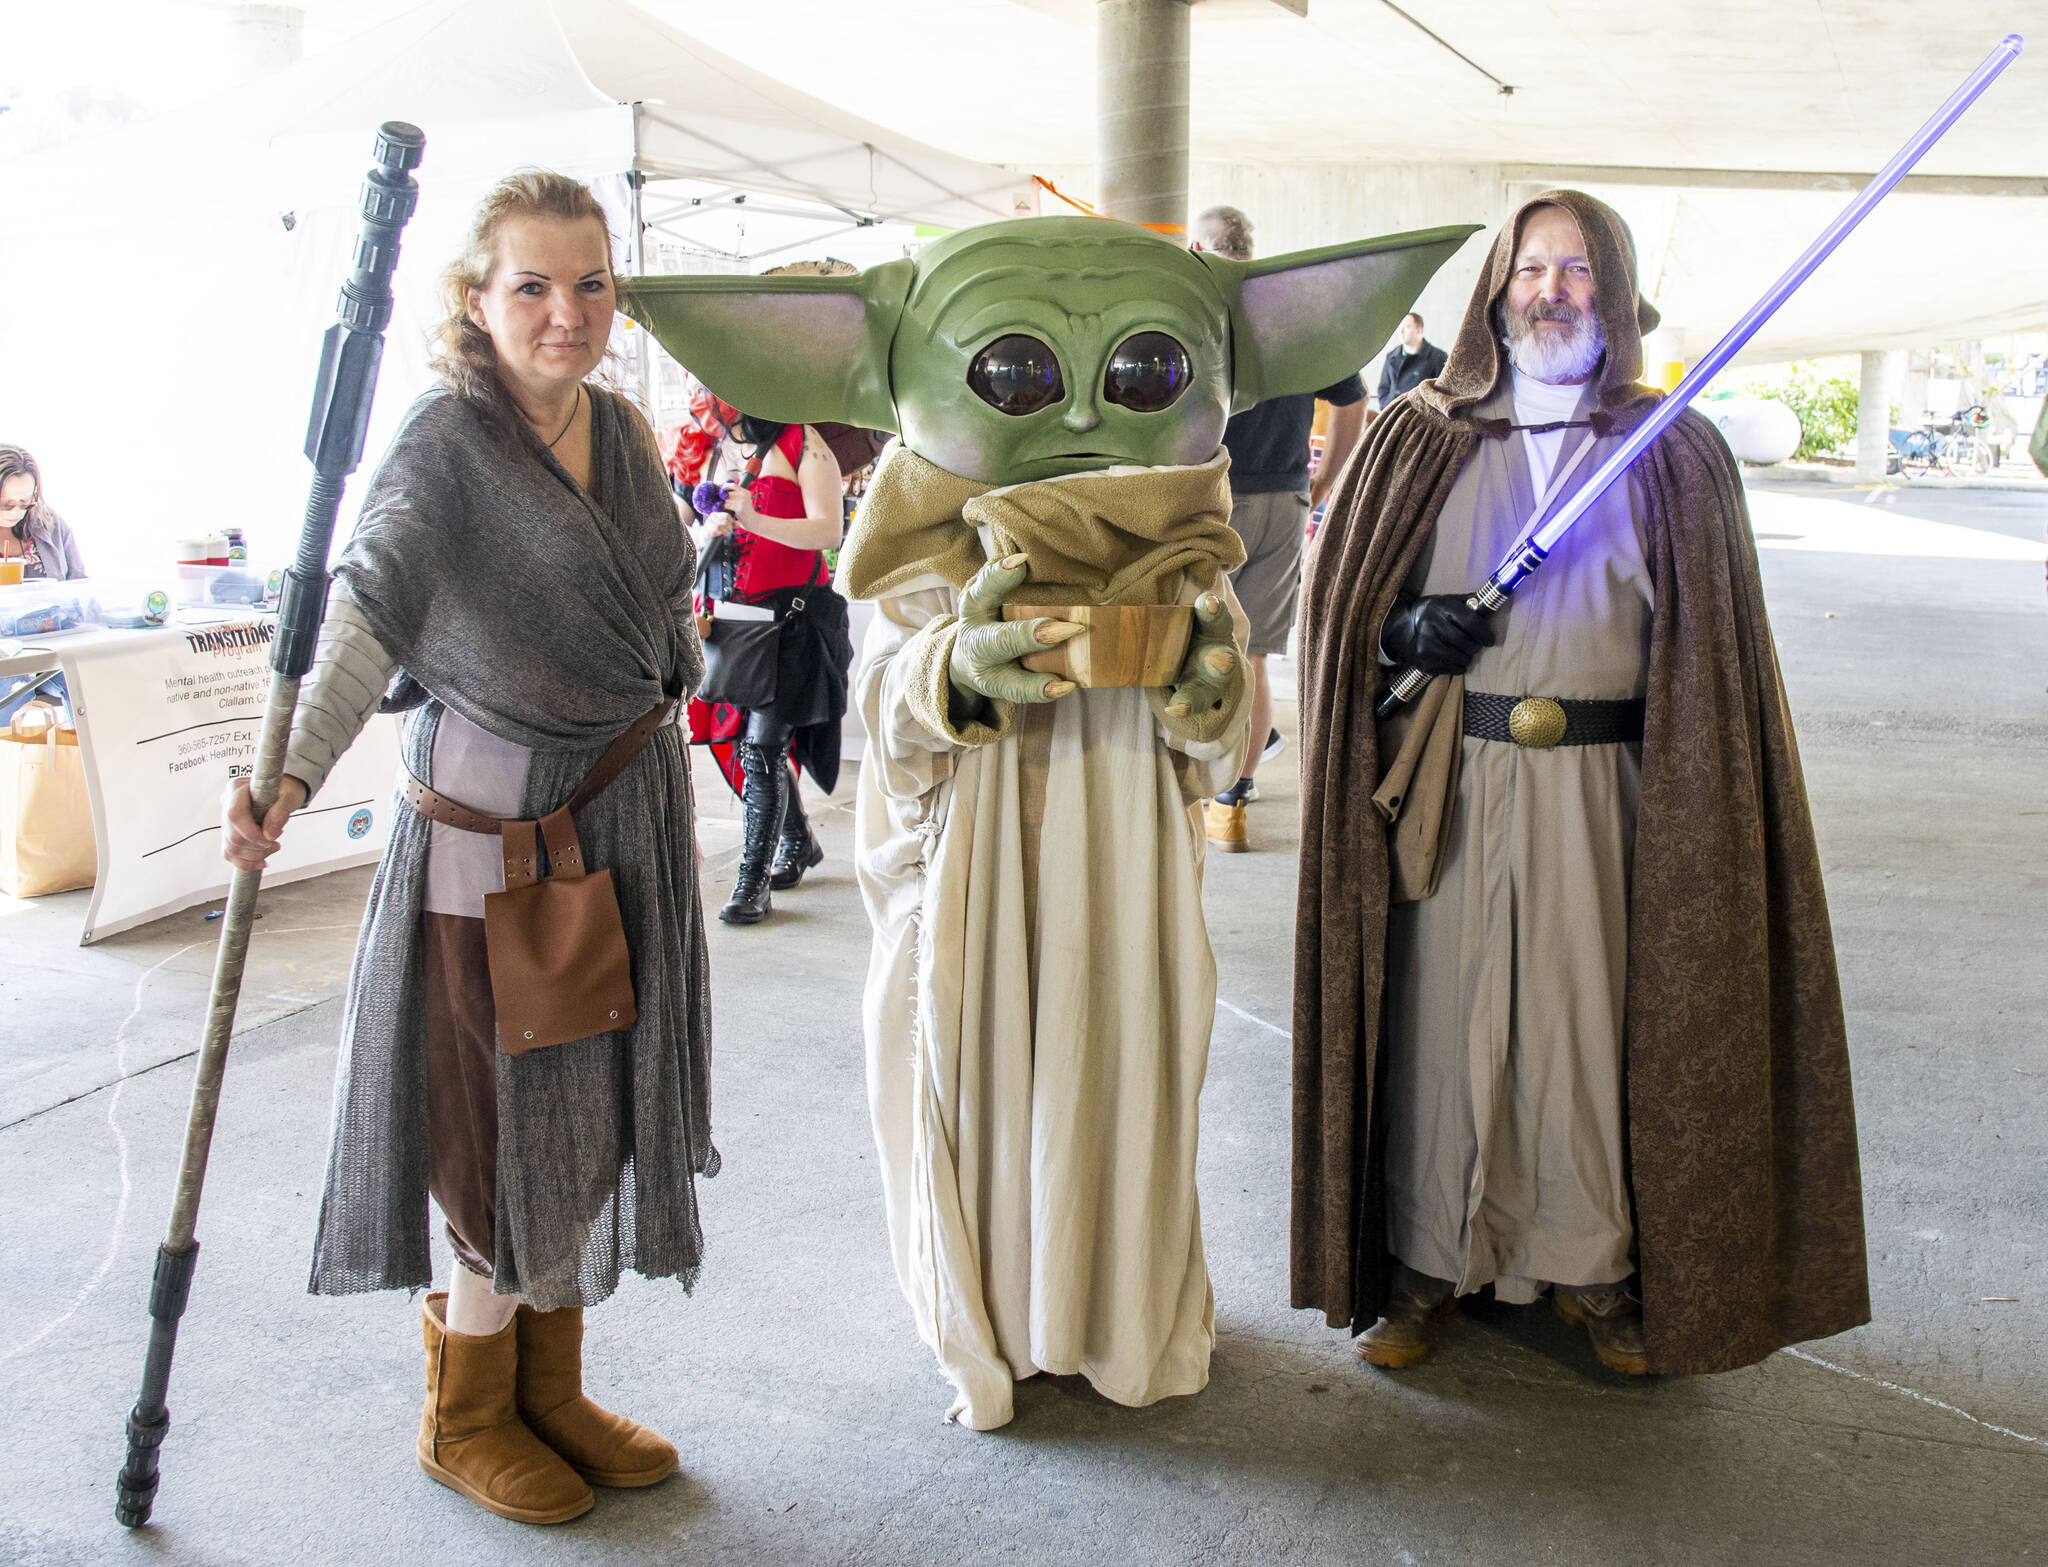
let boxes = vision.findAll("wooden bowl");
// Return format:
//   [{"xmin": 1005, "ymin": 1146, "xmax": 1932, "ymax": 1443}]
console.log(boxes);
[{"xmin": 1002, "ymin": 603, "xmax": 1193, "ymax": 689}]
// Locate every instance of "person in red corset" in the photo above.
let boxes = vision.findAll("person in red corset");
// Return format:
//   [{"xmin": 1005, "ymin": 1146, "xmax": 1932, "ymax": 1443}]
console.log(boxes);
[{"xmin": 687, "ymin": 405, "xmax": 851, "ymax": 923}]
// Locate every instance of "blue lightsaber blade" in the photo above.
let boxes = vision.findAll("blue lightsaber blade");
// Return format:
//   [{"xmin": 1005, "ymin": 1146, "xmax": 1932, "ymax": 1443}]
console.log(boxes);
[{"xmin": 1375, "ymin": 32, "xmax": 2026, "ymax": 720}]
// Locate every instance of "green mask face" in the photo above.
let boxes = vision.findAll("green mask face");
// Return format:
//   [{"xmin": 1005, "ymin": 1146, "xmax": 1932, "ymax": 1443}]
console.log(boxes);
[
  {"xmin": 623, "ymin": 214, "xmax": 1479, "ymax": 487},
  {"xmin": 887, "ymin": 220, "xmax": 1231, "ymax": 484}
]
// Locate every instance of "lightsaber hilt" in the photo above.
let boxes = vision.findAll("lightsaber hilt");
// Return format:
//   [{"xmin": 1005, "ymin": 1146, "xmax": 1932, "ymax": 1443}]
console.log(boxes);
[
  {"xmin": 1370, "ymin": 33, "xmax": 2022, "ymax": 722},
  {"xmin": 115, "ymin": 121, "xmax": 424, "ymax": 1532},
  {"xmin": 1373, "ymin": 539, "xmax": 1547, "ymax": 718}
]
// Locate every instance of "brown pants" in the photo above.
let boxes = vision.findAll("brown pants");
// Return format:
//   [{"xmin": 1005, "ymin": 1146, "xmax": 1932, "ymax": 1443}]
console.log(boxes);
[{"xmin": 422, "ymin": 912, "xmax": 499, "ymax": 1278}]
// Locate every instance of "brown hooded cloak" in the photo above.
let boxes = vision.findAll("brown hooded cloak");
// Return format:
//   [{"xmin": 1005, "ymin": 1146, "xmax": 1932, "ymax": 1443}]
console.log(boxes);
[{"xmin": 1292, "ymin": 190, "xmax": 1869, "ymax": 1373}]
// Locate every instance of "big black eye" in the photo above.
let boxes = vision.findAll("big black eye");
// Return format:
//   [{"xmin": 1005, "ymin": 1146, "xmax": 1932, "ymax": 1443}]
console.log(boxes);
[
  {"xmin": 1103, "ymin": 331, "xmax": 1192, "ymax": 413},
  {"xmin": 968, "ymin": 334, "xmax": 1065, "ymax": 416}
]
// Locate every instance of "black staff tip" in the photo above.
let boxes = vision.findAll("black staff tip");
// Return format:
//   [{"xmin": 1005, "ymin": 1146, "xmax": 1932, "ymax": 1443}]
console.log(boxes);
[{"xmin": 374, "ymin": 122, "xmax": 425, "ymax": 170}]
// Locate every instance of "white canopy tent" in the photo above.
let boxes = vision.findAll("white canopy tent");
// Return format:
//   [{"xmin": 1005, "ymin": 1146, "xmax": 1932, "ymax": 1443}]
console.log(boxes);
[{"xmin": 3, "ymin": 0, "xmax": 1034, "ymax": 575}]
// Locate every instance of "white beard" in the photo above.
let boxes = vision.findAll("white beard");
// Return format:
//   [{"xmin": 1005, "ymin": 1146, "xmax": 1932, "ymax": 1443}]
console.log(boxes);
[{"xmin": 1501, "ymin": 304, "xmax": 1606, "ymax": 384}]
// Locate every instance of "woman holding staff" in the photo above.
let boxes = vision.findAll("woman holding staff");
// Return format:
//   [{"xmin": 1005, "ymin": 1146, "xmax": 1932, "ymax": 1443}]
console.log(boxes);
[{"xmin": 224, "ymin": 171, "xmax": 714, "ymax": 1525}]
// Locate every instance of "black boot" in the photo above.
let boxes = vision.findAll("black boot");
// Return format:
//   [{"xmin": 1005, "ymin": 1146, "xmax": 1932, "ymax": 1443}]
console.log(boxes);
[
  {"xmin": 769, "ymin": 776, "xmax": 824, "ymax": 891},
  {"xmin": 720, "ymin": 741, "xmax": 786, "ymax": 925}
]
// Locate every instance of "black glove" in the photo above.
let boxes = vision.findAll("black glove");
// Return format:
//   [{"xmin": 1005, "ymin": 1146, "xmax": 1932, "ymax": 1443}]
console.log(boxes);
[{"xmin": 1381, "ymin": 592, "xmax": 1496, "ymax": 675}]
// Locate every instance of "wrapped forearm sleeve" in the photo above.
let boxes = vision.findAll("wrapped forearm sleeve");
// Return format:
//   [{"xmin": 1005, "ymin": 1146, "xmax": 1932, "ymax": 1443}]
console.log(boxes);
[{"xmin": 284, "ymin": 581, "xmax": 398, "ymax": 801}]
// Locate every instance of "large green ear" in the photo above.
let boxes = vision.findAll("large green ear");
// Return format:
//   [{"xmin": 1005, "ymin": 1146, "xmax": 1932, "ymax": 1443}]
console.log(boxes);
[
  {"xmin": 621, "ymin": 259, "xmax": 915, "ymax": 432},
  {"xmin": 1197, "ymin": 224, "xmax": 1483, "ymax": 412}
]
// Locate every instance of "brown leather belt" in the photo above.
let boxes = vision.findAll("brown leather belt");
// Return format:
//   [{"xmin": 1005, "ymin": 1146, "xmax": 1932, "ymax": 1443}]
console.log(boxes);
[{"xmin": 402, "ymin": 697, "xmax": 677, "ymax": 835}]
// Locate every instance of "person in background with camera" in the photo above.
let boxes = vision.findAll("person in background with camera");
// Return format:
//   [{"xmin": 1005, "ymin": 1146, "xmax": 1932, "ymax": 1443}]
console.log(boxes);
[
  {"xmin": 0, "ymin": 445, "xmax": 88, "ymax": 580},
  {"xmin": 686, "ymin": 402, "xmax": 850, "ymax": 925},
  {"xmin": 221, "ymin": 170, "xmax": 714, "ymax": 1527}
]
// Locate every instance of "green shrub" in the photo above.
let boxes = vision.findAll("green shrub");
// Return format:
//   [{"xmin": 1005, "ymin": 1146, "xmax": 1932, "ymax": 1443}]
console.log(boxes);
[{"xmin": 1725, "ymin": 361, "xmax": 1861, "ymax": 461}]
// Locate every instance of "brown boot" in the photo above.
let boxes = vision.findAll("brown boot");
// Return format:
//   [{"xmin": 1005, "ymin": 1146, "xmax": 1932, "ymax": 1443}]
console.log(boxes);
[
  {"xmin": 418, "ymin": 1293, "xmax": 593, "ymax": 1523},
  {"xmin": 1553, "ymin": 1285, "xmax": 1649, "ymax": 1375},
  {"xmin": 515, "ymin": 1305, "xmax": 678, "ymax": 1488},
  {"xmin": 1355, "ymin": 1268, "xmax": 1457, "ymax": 1368}
]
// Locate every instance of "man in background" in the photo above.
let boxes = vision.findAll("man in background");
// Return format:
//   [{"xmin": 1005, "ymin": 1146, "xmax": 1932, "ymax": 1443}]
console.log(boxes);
[
  {"xmin": 1191, "ymin": 204, "xmax": 1367, "ymax": 852},
  {"xmin": 1374, "ymin": 312, "xmax": 1447, "ymax": 414}
]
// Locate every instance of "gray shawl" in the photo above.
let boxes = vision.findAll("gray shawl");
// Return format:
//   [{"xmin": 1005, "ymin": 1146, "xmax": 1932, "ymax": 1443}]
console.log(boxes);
[{"xmin": 308, "ymin": 387, "xmax": 717, "ymax": 1310}]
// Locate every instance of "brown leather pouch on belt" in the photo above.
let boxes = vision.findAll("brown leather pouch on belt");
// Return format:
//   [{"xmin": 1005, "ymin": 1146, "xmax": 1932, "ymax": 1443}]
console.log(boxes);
[
  {"xmin": 485, "ymin": 805, "xmax": 636, "ymax": 1054},
  {"xmin": 405, "ymin": 698, "xmax": 675, "ymax": 1056}
]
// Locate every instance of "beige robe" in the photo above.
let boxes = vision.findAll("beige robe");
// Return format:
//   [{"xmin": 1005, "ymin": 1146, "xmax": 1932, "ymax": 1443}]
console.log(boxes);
[
  {"xmin": 1383, "ymin": 375, "xmax": 1653, "ymax": 1304},
  {"xmin": 854, "ymin": 563, "xmax": 1250, "ymax": 1430}
]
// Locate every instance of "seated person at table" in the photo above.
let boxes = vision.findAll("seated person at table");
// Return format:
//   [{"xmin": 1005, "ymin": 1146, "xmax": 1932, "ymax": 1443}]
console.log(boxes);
[{"xmin": 0, "ymin": 446, "xmax": 88, "ymax": 580}]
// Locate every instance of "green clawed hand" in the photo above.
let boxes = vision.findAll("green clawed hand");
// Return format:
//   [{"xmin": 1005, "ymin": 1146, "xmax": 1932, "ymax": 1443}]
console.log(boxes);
[
  {"xmin": 948, "ymin": 554, "xmax": 1084, "ymax": 707},
  {"xmin": 1165, "ymin": 592, "xmax": 1237, "ymax": 718}
]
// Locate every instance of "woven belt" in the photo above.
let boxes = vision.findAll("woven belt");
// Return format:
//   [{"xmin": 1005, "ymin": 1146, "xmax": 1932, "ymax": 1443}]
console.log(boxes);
[{"xmin": 1463, "ymin": 690, "xmax": 1644, "ymax": 749}]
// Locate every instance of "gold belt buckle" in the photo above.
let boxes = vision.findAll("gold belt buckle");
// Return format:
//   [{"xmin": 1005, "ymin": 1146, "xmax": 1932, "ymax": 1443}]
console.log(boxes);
[{"xmin": 1508, "ymin": 696, "xmax": 1568, "ymax": 749}]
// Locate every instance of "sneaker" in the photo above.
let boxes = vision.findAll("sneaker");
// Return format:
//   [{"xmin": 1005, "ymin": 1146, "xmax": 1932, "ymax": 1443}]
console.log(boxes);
[
  {"xmin": 1553, "ymin": 1285, "xmax": 1648, "ymax": 1375},
  {"xmin": 1214, "ymin": 776, "xmax": 1257, "ymax": 808},
  {"xmin": 1203, "ymin": 799, "xmax": 1249, "ymax": 852},
  {"xmin": 1355, "ymin": 1269, "xmax": 1457, "ymax": 1368},
  {"xmin": 1261, "ymin": 727, "xmax": 1286, "ymax": 763}
]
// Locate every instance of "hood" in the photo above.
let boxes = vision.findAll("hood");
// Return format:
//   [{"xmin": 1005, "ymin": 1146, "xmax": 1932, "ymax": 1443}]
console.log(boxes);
[{"xmin": 1422, "ymin": 188, "xmax": 1661, "ymax": 417}]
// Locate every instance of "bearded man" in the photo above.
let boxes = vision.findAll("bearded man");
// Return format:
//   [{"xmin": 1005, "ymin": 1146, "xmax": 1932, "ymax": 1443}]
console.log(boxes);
[{"xmin": 1291, "ymin": 190, "xmax": 1870, "ymax": 1377}]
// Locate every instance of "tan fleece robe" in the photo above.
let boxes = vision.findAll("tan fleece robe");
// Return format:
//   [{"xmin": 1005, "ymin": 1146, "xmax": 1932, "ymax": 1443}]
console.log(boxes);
[{"xmin": 846, "ymin": 452, "xmax": 1252, "ymax": 1429}]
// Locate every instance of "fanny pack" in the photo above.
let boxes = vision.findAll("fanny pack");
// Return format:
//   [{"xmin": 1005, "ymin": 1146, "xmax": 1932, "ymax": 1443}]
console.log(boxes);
[{"xmin": 403, "ymin": 698, "xmax": 675, "ymax": 1055}]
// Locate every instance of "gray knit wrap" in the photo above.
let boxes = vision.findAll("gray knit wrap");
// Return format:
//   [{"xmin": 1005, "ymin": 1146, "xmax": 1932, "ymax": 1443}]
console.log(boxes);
[{"xmin": 307, "ymin": 387, "xmax": 717, "ymax": 1309}]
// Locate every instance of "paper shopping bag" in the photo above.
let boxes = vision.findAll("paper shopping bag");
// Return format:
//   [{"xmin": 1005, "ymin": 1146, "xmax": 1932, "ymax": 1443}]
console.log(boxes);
[{"xmin": 0, "ymin": 716, "xmax": 98, "ymax": 897}]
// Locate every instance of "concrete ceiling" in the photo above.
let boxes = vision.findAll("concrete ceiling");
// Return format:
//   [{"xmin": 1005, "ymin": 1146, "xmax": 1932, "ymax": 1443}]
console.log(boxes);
[
  {"xmin": 17, "ymin": 1, "xmax": 2046, "ymax": 357},
  {"xmin": 637, "ymin": 0, "xmax": 2048, "ymax": 178},
  {"xmin": 21, "ymin": 2, "xmax": 2047, "ymax": 187},
  {"xmin": 638, "ymin": 0, "xmax": 2048, "ymax": 358}
]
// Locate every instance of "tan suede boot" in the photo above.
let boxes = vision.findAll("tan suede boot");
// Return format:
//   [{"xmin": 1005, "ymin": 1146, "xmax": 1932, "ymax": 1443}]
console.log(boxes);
[
  {"xmin": 1553, "ymin": 1285, "xmax": 1650, "ymax": 1376},
  {"xmin": 418, "ymin": 1293, "xmax": 594, "ymax": 1524},
  {"xmin": 1355, "ymin": 1267, "xmax": 1458, "ymax": 1368},
  {"xmin": 515, "ymin": 1305, "xmax": 678, "ymax": 1488}
]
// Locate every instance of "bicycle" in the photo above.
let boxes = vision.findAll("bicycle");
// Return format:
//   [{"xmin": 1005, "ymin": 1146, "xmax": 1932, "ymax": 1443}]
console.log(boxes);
[
  {"xmin": 1941, "ymin": 405, "xmax": 1995, "ymax": 477},
  {"xmin": 1888, "ymin": 407, "xmax": 1993, "ymax": 480}
]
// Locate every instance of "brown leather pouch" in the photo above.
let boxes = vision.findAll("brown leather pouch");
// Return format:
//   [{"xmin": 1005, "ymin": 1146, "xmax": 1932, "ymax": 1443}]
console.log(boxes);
[
  {"xmin": 404, "ymin": 697, "xmax": 676, "ymax": 1056},
  {"xmin": 1372, "ymin": 672, "xmax": 1463, "ymax": 904},
  {"xmin": 484, "ymin": 805, "xmax": 636, "ymax": 1054}
]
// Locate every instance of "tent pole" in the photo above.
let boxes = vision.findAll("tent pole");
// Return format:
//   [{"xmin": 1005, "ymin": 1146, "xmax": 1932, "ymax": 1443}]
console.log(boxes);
[
  {"xmin": 630, "ymin": 172, "xmax": 656, "ymax": 420},
  {"xmin": 628, "ymin": 106, "xmax": 657, "ymax": 423}
]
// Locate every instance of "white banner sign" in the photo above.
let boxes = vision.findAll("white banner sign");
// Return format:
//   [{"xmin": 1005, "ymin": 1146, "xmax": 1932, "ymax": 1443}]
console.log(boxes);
[{"xmin": 65, "ymin": 616, "xmax": 399, "ymax": 943}]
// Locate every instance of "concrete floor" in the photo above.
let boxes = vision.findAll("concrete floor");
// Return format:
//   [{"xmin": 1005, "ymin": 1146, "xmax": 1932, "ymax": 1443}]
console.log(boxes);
[{"xmin": 2, "ymin": 481, "xmax": 2043, "ymax": 1565}]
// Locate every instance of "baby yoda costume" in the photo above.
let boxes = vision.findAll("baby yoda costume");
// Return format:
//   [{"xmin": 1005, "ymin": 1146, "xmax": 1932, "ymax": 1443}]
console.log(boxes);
[{"xmin": 626, "ymin": 215, "xmax": 1474, "ymax": 1428}]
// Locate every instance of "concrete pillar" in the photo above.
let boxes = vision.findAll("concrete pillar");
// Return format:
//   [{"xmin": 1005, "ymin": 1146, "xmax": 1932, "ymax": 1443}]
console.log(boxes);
[
  {"xmin": 1855, "ymin": 350, "xmax": 1903, "ymax": 482},
  {"xmin": 218, "ymin": 5, "xmax": 305, "ymax": 85},
  {"xmin": 1095, "ymin": 0, "xmax": 1191, "ymax": 236}
]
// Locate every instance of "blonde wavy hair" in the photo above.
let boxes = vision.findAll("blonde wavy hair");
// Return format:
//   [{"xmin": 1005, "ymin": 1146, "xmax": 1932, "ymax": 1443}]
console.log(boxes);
[{"xmin": 430, "ymin": 170, "xmax": 623, "ymax": 442}]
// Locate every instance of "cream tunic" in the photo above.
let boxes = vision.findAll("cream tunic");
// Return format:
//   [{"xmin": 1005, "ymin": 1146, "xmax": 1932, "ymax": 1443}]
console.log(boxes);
[
  {"xmin": 854, "ymin": 570, "xmax": 1249, "ymax": 1430},
  {"xmin": 1382, "ymin": 372, "xmax": 1653, "ymax": 1304}
]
